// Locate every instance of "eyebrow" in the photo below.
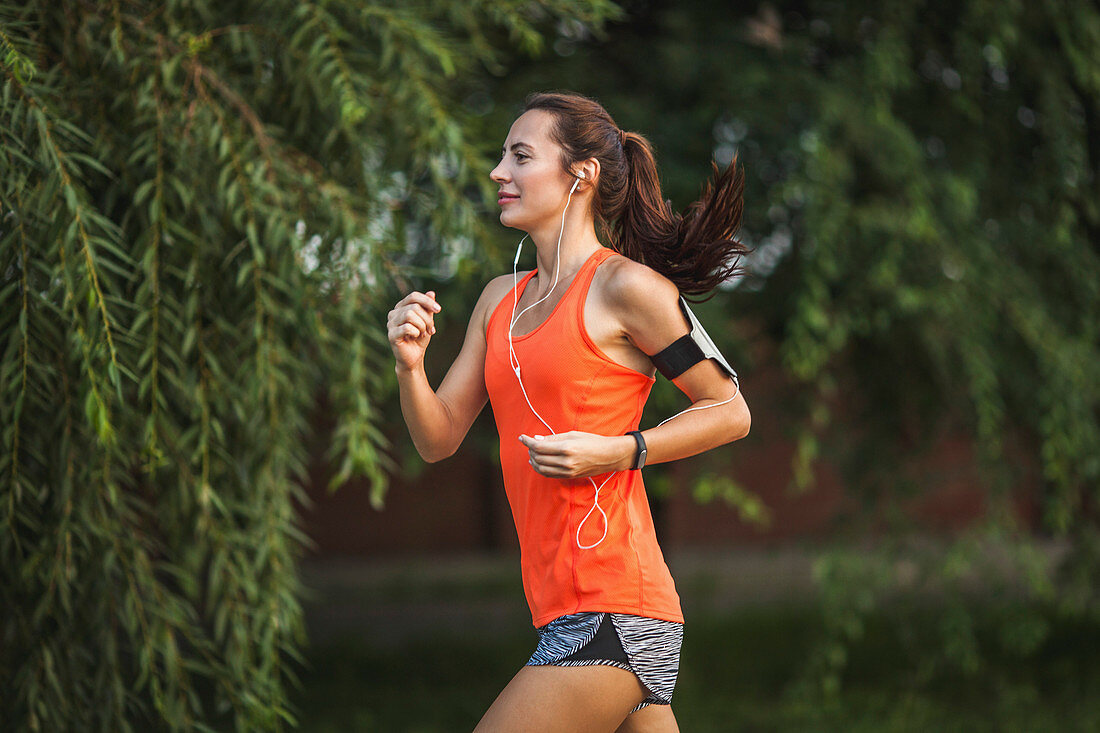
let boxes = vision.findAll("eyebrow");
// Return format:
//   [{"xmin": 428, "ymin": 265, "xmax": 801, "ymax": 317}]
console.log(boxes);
[{"xmin": 501, "ymin": 142, "xmax": 533, "ymax": 154}]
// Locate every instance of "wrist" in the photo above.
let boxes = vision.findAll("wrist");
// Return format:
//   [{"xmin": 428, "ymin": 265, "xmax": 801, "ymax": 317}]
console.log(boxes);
[
  {"xmin": 395, "ymin": 361, "xmax": 424, "ymax": 378},
  {"xmin": 620, "ymin": 434, "xmax": 636, "ymax": 471},
  {"xmin": 623, "ymin": 431, "xmax": 647, "ymax": 470}
]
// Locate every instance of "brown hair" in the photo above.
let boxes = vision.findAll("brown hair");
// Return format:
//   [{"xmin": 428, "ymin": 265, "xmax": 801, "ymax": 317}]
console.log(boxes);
[{"xmin": 522, "ymin": 90, "xmax": 749, "ymax": 301}]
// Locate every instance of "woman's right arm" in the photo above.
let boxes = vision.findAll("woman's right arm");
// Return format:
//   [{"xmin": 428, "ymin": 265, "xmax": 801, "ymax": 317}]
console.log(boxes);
[{"xmin": 388, "ymin": 278, "xmax": 507, "ymax": 462}]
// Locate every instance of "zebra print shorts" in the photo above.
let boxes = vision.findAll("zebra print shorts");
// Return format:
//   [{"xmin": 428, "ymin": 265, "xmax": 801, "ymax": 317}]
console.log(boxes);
[{"xmin": 526, "ymin": 612, "xmax": 684, "ymax": 712}]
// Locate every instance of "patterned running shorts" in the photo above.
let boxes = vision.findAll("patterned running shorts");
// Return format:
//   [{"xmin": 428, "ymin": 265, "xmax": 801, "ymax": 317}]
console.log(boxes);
[{"xmin": 526, "ymin": 612, "xmax": 684, "ymax": 712}]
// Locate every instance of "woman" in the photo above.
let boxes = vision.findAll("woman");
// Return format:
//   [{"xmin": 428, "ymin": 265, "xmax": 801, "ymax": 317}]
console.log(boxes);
[{"xmin": 388, "ymin": 91, "xmax": 751, "ymax": 732}]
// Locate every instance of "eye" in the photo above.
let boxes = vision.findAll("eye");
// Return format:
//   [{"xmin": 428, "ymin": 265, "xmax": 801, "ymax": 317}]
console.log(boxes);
[{"xmin": 514, "ymin": 153, "xmax": 528, "ymax": 161}]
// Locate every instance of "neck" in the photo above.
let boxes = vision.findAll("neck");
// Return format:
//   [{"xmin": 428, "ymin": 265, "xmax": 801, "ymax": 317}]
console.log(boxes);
[{"xmin": 525, "ymin": 215, "xmax": 603, "ymax": 296}]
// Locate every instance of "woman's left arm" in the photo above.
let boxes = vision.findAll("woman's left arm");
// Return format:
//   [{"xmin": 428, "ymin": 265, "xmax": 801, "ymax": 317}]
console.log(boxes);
[
  {"xmin": 519, "ymin": 262, "xmax": 749, "ymax": 479},
  {"xmin": 610, "ymin": 262, "xmax": 750, "ymax": 466}
]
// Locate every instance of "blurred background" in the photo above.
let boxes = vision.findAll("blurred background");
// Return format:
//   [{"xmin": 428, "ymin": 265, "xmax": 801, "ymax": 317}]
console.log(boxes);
[{"xmin": 2, "ymin": 0, "xmax": 1098, "ymax": 731}]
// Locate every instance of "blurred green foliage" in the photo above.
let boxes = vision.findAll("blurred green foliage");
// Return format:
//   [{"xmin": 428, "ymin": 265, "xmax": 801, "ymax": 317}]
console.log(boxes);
[
  {"xmin": 421, "ymin": 0, "xmax": 1100, "ymax": 701},
  {"xmin": 476, "ymin": 0, "xmax": 1100, "ymax": 523},
  {"xmin": 294, "ymin": 596, "xmax": 1100, "ymax": 731},
  {"xmin": 0, "ymin": 0, "xmax": 619, "ymax": 729},
  {"xmin": 4, "ymin": 0, "xmax": 1099, "ymax": 727}
]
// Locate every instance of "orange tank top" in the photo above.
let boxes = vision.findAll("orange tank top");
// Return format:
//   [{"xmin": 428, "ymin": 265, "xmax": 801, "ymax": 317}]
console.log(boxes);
[{"xmin": 484, "ymin": 245, "xmax": 684, "ymax": 628}]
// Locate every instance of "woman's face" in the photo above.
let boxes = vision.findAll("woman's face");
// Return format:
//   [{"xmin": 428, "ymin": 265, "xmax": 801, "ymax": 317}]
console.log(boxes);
[{"xmin": 490, "ymin": 109, "xmax": 575, "ymax": 232}]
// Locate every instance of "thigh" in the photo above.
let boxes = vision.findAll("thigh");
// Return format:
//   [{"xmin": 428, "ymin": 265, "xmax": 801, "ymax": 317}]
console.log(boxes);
[
  {"xmin": 474, "ymin": 663, "xmax": 648, "ymax": 733},
  {"xmin": 614, "ymin": 704, "xmax": 680, "ymax": 733}
]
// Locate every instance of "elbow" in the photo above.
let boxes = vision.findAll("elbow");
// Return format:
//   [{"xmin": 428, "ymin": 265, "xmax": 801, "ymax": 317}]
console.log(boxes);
[
  {"xmin": 416, "ymin": 442, "xmax": 442, "ymax": 464},
  {"xmin": 734, "ymin": 420, "xmax": 750, "ymax": 442},
  {"xmin": 731, "ymin": 406, "xmax": 751, "ymax": 441},
  {"xmin": 420, "ymin": 449, "xmax": 445, "ymax": 464},
  {"xmin": 420, "ymin": 442, "xmax": 457, "ymax": 464}
]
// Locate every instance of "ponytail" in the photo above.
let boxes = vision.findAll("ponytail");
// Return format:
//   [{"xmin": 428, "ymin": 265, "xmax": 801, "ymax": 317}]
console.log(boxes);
[
  {"xmin": 524, "ymin": 91, "xmax": 750, "ymax": 300},
  {"xmin": 614, "ymin": 135, "xmax": 748, "ymax": 300}
]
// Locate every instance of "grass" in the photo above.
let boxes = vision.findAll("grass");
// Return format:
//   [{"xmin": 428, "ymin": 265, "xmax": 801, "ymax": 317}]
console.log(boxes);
[{"xmin": 290, "ymin": 600, "xmax": 1100, "ymax": 732}]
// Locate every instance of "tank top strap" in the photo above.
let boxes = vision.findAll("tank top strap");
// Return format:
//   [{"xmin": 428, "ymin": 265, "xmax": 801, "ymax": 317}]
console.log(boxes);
[
  {"xmin": 495, "ymin": 247, "xmax": 616, "ymax": 342},
  {"xmin": 565, "ymin": 246, "xmax": 616, "ymax": 315}
]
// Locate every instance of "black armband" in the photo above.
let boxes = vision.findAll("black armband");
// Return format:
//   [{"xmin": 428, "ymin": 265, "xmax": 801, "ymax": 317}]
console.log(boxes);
[{"xmin": 648, "ymin": 296, "xmax": 739, "ymax": 384}]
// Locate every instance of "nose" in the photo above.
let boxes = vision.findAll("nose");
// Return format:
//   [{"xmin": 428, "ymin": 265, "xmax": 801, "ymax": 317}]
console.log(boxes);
[{"xmin": 490, "ymin": 161, "xmax": 508, "ymax": 185}]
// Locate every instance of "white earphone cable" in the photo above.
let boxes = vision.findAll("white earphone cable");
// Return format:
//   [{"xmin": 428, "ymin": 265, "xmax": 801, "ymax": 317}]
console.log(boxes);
[{"xmin": 508, "ymin": 174, "xmax": 740, "ymax": 550}]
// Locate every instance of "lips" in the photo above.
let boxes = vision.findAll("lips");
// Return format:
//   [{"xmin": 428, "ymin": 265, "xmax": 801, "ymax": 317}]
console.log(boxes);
[{"xmin": 498, "ymin": 192, "xmax": 519, "ymax": 205}]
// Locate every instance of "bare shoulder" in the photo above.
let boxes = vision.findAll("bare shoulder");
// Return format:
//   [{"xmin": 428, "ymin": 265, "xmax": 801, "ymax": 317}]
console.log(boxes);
[
  {"xmin": 477, "ymin": 270, "xmax": 532, "ymax": 336},
  {"xmin": 599, "ymin": 253, "xmax": 680, "ymax": 312},
  {"xmin": 597, "ymin": 253, "xmax": 686, "ymax": 356}
]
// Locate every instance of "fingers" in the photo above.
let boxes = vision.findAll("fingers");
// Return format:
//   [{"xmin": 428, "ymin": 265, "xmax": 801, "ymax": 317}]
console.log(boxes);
[
  {"xmin": 406, "ymin": 290, "xmax": 441, "ymax": 317},
  {"xmin": 393, "ymin": 323, "xmax": 424, "ymax": 341},
  {"xmin": 519, "ymin": 434, "xmax": 561, "ymax": 476},
  {"xmin": 518, "ymin": 433, "xmax": 555, "ymax": 450},
  {"xmin": 518, "ymin": 433, "xmax": 615, "ymax": 480},
  {"xmin": 401, "ymin": 310, "xmax": 433, "ymax": 337},
  {"xmin": 388, "ymin": 290, "xmax": 442, "ymax": 341},
  {"xmin": 389, "ymin": 315, "xmax": 429, "ymax": 343}
]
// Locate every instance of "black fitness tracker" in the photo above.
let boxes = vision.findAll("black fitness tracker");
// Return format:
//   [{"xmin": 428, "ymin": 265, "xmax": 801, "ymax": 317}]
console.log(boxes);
[{"xmin": 626, "ymin": 430, "xmax": 647, "ymax": 470}]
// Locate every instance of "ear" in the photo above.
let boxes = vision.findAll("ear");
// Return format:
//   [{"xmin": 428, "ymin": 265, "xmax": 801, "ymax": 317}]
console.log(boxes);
[{"xmin": 572, "ymin": 158, "xmax": 601, "ymax": 190}]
